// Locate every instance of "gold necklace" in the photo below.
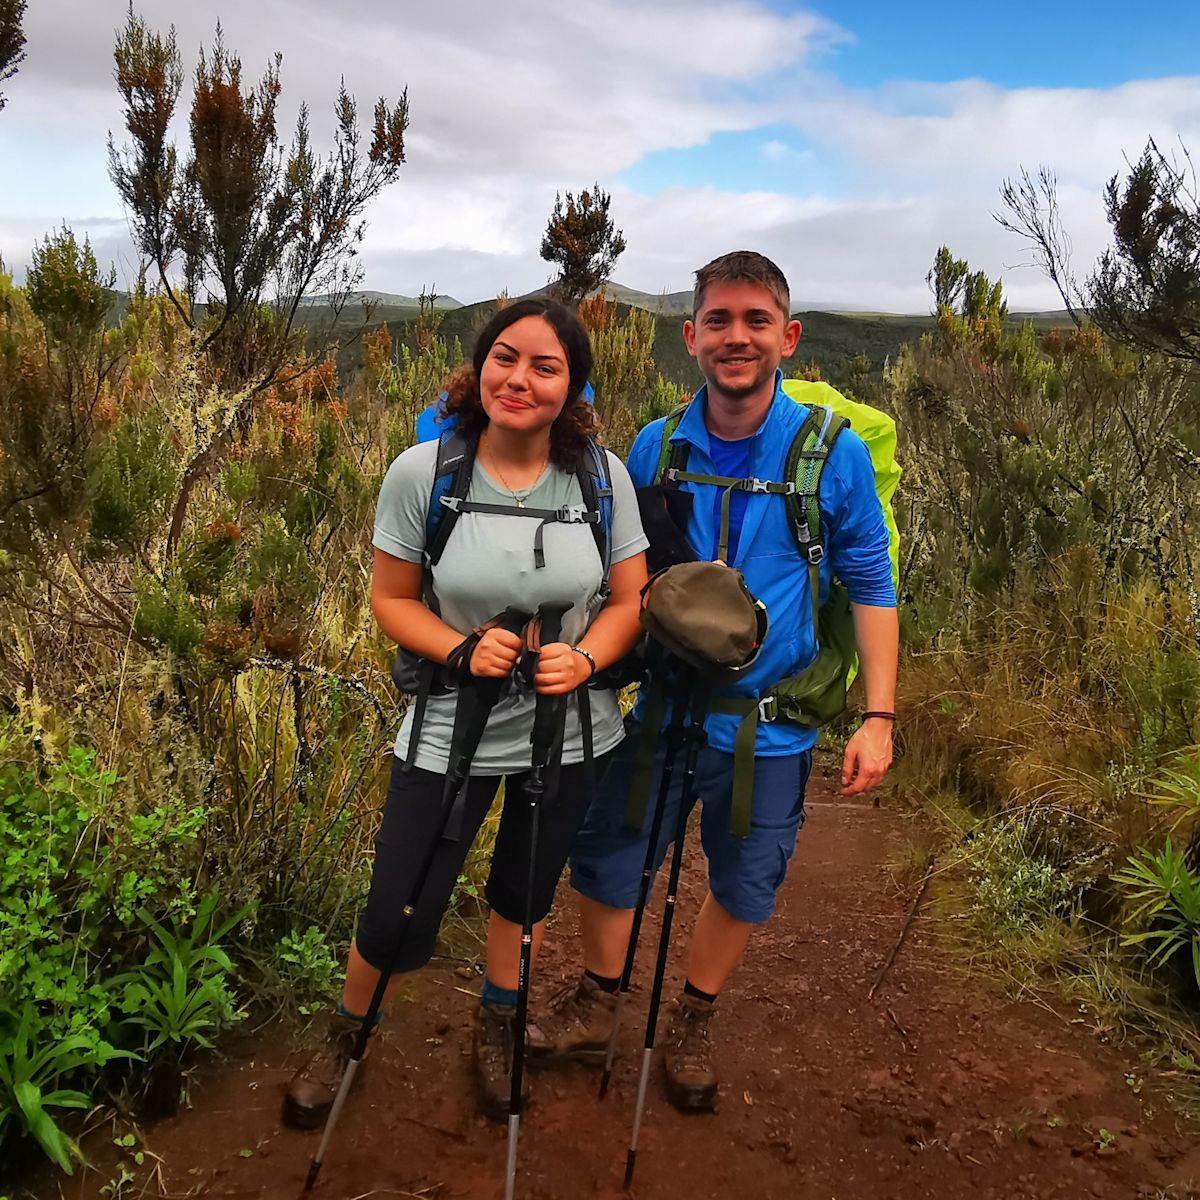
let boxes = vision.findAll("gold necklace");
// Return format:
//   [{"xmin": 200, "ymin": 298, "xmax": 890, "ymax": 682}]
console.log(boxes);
[{"xmin": 481, "ymin": 437, "xmax": 548, "ymax": 508}]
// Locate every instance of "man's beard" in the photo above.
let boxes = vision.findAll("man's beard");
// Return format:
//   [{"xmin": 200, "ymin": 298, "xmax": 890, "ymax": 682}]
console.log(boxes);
[{"xmin": 712, "ymin": 363, "xmax": 771, "ymax": 400}]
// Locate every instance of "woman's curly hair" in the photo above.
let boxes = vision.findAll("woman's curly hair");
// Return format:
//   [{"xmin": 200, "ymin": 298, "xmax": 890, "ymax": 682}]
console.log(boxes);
[{"xmin": 441, "ymin": 297, "xmax": 600, "ymax": 470}]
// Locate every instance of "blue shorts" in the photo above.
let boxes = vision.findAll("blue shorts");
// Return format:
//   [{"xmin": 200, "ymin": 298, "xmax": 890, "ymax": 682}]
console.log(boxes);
[{"xmin": 569, "ymin": 720, "xmax": 812, "ymax": 924}]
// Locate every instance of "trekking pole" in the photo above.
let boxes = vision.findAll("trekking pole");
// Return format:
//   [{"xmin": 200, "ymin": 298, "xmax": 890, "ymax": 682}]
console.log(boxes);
[
  {"xmin": 304, "ymin": 607, "xmax": 531, "ymax": 1194},
  {"xmin": 598, "ymin": 668, "xmax": 692, "ymax": 1100},
  {"xmin": 505, "ymin": 602, "xmax": 571, "ymax": 1200},
  {"xmin": 623, "ymin": 680, "xmax": 707, "ymax": 1191}
]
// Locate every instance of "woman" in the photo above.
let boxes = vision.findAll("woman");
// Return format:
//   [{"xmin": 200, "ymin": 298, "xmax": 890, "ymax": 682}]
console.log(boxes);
[{"xmin": 284, "ymin": 298, "xmax": 649, "ymax": 1127}]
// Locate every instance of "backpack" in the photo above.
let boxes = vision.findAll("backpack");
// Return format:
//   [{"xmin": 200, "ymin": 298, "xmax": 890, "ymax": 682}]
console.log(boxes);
[{"xmin": 654, "ymin": 378, "xmax": 900, "ymax": 729}]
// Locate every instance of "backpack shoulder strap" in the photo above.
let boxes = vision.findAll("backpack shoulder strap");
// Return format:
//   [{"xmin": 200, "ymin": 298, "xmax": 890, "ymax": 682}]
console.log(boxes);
[
  {"xmin": 783, "ymin": 405, "xmax": 850, "ymax": 629},
  {"xmin": 425, "ymin": 427, "xmax": 476, "ymax": 567},
  {"xmin": 655, "ymin": 405, "xmax": 691, "ymax": 483},
  {"xmin": 575, "ymin": 439, "xmax": 614, "ymax": 590}
]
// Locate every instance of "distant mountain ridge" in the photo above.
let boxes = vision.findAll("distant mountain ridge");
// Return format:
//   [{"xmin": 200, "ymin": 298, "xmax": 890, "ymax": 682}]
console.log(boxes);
[{"xmin": 298, "ymin": 290, "xmax": 463, "ymax": 310}]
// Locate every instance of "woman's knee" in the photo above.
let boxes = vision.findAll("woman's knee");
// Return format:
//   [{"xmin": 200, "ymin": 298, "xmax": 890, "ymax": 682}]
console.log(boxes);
[
  {"xmin": 353, "ymin": 922, "xmax": 438, "ymax": 975},
  {"xmin": 485, "ymin": 874, "xmax": 557, "ymax": 927}
]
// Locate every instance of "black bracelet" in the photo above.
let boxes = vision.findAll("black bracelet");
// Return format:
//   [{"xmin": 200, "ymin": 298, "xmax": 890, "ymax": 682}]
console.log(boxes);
[
  {"xmin": 571, "ymin": 646, "xmax": 597, "ymax": 679},
  {"xmin": 861, "ymin": 711, "xmax": 897, "ymax": 722}
]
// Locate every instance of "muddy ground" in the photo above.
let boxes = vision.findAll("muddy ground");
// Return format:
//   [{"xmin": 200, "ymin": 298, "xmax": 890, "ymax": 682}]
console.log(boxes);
[{"xmin": 13, "ymin": 766, "xmax": 1200, "ymax": 1200}]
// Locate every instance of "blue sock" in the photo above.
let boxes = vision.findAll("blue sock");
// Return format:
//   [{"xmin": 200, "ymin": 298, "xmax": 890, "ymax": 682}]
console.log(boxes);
[
  {"xmin": 481, "ymin": 977, "xmax": 520, "ymax": 1009},
  {"xmin": 336, "ymin": 1001, "xmax": 385, "ymax": 1027}
]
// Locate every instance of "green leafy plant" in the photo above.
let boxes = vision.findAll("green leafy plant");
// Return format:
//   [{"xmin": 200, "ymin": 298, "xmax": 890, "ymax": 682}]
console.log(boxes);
[
  {"xmin": 0, "ymin": 1004, "xmax": 133, "ymax": 1173},
  {"xmin": 1113, "ymin": 838, "xmax": 1200, "ymax": 989},
  {"xmin": 114, "ymin": 893, "xmax": 249, "ymax": 1056},
  {"xmin": 1146, "ymin": 747, "xmax": 1200, "ymax": 825},
  {"xmin": 275, "ymin": 925, "xmax": 341, "ymax": 1015}
]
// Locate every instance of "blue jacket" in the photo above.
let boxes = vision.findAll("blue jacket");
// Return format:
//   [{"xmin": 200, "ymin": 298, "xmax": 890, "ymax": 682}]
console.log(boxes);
[{"xmin": 627, "ymin": 371, "xmax": 896, "ymax": 756}]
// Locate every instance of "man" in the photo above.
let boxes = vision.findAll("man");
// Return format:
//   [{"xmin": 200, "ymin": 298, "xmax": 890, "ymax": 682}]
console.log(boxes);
[{"xmin": 532, "ymin": 251, "xmax": 898, "ymax": 1111}]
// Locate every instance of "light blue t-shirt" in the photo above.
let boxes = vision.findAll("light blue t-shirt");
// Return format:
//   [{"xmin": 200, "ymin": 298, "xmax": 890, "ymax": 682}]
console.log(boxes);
[{"xmin": 373, "ymin": 443, "xmax": 648, "ymax": 774}]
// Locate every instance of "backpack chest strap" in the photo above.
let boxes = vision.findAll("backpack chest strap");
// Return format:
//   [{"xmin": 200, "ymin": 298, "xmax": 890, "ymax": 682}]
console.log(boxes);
[
  {"xmin": 665, "ymin": 468, "xmax": 804, "ymax": 563},
  {"xmin": 433, "ymin": 496, "xmax": 599, "ymax": 569}
]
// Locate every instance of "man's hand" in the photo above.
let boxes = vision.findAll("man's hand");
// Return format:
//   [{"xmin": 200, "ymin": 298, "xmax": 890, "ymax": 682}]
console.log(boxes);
[
  {"xmin": 840, "ymin": 718, "xmax": 893, "ymax": 796},
  {"xmin": 469, "ymin": 627, "xmax": 523, "ymax": 678},
  {"xmin": 534, "ymin": 641, "xmax": 589, "ymax": 695}
]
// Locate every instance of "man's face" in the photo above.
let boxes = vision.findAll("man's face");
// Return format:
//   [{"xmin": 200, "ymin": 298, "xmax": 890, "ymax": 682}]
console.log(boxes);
[{"xmin": 683, "ymin": 281, "xmax": 802, "ymax": 403}]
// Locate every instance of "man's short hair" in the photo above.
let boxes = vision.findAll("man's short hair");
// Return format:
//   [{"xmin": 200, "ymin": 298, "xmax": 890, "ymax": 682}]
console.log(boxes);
[{"xmin": 693, "ymin": 251, "xmax": 791, "ymax": 319}]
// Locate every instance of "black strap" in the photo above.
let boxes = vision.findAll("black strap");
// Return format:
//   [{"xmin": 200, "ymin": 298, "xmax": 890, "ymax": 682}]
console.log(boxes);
[
  {"xmin": 578, "ymin": 686, "xmax": 594, "ymax": 800},
  {"xmin": 402, "ymin": 658, "xmax": 438, "ymax": 772},
  {"xmin": 623, "ymin": 650, "xmax": 690, "ymax": 832},
  {"xmin": 424, "ymin": 606, "xmax": 532, "ymax": 840}
]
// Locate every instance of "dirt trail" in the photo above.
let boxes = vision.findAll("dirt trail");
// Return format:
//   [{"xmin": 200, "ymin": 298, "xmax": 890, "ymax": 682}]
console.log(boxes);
[{"xmin": 24, "ymin": 769, "xmax": 1200, "ymax": 1200}]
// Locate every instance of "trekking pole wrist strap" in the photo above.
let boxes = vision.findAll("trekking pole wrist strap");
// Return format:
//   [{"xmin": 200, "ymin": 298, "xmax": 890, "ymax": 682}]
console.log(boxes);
[{"xmin": 444, "ymin": 630, "xmax": 485, "ymax": 686}]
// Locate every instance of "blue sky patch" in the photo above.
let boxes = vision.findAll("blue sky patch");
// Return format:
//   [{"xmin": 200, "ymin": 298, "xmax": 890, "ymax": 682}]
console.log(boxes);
[
  {"xmin": 621, "ymin": 126, "xmax": 847, "ymax": 197},
  {"xmin": 795, "ymin": 0, "xmax": 1200, "ymax": 90}
]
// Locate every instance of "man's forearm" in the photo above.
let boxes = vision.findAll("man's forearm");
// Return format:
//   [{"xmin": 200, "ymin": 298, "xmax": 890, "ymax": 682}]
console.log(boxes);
[{"xmin": 851, "ymin": 602, "xmax": 899, "ymax": 711}]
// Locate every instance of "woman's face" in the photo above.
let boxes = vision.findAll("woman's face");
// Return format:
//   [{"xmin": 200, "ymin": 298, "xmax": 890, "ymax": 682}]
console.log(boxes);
[{"xmin": 479, "ymin": 315, "xmax": 572, "ymax": 437}]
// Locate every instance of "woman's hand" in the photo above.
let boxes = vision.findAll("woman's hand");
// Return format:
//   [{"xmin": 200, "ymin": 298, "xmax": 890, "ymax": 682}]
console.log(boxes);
[
  {"xmin": 534, "ymin": 641, "xmax": 588, "ymax": 695},
  {"xmin": 469, "ymin": 627, "xmax": 524, "ymax": 678}
]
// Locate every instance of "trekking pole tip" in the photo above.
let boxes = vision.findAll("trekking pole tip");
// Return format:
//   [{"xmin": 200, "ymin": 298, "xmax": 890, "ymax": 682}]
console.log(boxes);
[
  {"xmin": 598, "ymin": 1068, "xmax": 612, "ymax": 1100},
  {"xmin": 302, "ymin": 1159, "xmax": 321, "ymax": 1192},
  {"xmin": 622, "ymin": 1149, "xmax": 638, "ymax": 1191}
]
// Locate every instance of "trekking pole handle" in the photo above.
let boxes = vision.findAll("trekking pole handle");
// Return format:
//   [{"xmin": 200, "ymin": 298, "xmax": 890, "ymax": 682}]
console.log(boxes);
[
  {"xmin": 498, "ymin": 605, "xmax": 534, "ymax": 636},
  {"xmin": 536, "ymin": 601, "xmax": 570, "ymax": 647},
  {"xmin": 529, "ymin": 602, "xmax": 572, "ymax": 765}
]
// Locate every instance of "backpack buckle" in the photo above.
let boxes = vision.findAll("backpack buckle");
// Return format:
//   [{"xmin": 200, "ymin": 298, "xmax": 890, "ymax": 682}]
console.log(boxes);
[
  {"xmin": 556, "ymin": 504, "xmax": 591, "ymax": 523},
  {"xmin": 439, "ymin": 495, "xmax": 464, "ymax": 512},
  {"xmin": 806, "ymin": 543, "xmax": 825, "ymax": 565},
  {"xmin": 746, "ymin": 477, "xmax": 771, "ymax": 493},
  {"xmin": 758, "ymin": 695, "xmax": 779, "ymax": 722}
]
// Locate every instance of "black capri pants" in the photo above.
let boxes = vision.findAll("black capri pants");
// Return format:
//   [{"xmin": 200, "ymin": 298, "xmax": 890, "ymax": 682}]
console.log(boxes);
[{"xmin": 355, "ymin": 750, "xmax": 612, "ymax": 974}]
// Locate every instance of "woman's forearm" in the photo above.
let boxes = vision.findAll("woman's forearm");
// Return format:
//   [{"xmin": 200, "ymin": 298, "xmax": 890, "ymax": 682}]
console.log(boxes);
[
  {"xmin": 574, "ymin": 594, "xmax": 642, "ymax": 672},
  {"xmin": 371, "ymin": 595, "xmax": 465, "ymax": 665}
]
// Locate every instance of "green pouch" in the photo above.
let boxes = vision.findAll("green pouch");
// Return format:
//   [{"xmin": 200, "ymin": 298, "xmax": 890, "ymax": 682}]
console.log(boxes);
[{"xmin": 773, "ymin": 582, "xmax": 857, "ymax": 728}]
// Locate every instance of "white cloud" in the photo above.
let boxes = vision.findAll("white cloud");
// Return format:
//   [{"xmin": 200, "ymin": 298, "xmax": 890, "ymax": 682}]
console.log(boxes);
[
  {"xmin": 761, "ymin": 140, "xmax": 790, "ymax": 161},
  {"xmin": 793, "ymin": 76, "xmax": 1200, "ymax": 194}
]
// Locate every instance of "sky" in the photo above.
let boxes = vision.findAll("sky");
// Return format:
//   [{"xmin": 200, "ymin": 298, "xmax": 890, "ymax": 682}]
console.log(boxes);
[{"xmin": 1, "ymin": 1, "xmax": 1197, "ymax": 313}]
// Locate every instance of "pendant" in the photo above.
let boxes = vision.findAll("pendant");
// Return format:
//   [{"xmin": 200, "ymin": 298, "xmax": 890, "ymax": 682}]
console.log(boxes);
[{"xmin": 515, "ymin": 497, "xmax": 525, "ymax": 508}]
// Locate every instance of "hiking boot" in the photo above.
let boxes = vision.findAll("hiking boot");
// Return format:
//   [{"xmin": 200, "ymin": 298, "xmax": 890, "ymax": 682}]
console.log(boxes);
[
  {"xmin": 472, "ymin": 1003, "xmax": 530, "ymax": 1122},
  {"xmin": 282, "ymin": 1012, "xmax": 374, "ymax": 1130},
  {"xmin": 528, "ymin": 973, "xmax": 618, "ymax": 1065},
  {"xmin": 663, "ymin": 993, "xmax": 717, "ymax": 1111}
]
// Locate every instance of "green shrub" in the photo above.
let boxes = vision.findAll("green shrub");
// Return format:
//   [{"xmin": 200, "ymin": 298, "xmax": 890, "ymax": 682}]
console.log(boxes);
[
  {"xmin": 969, "ymin": 822, "xmax": 1077, "ymax": 935},
  {"xmin": 274, "ymin": 925, "xmax": 342, "ymax": 1015},
  {"xmin": 88, "ymin": 415, "xmax": 180, "ymax": 552}
]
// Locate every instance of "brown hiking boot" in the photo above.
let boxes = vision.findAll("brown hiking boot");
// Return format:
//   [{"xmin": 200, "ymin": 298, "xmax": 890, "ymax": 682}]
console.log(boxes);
[
  {"xmin": 472, "ymin": 1003, "xmax": 531, "ymax": 1122},
  {"xmin": 663, "ymin": 993, "xmax": 717, "ymax": 1111},
  {"xmin": 282, "ymin": 1012, "xmax": 374, "ymax": 1130},
  {"xmin": 528, "ymin": 973, "xmax": 618, "ymax": 1065}
]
